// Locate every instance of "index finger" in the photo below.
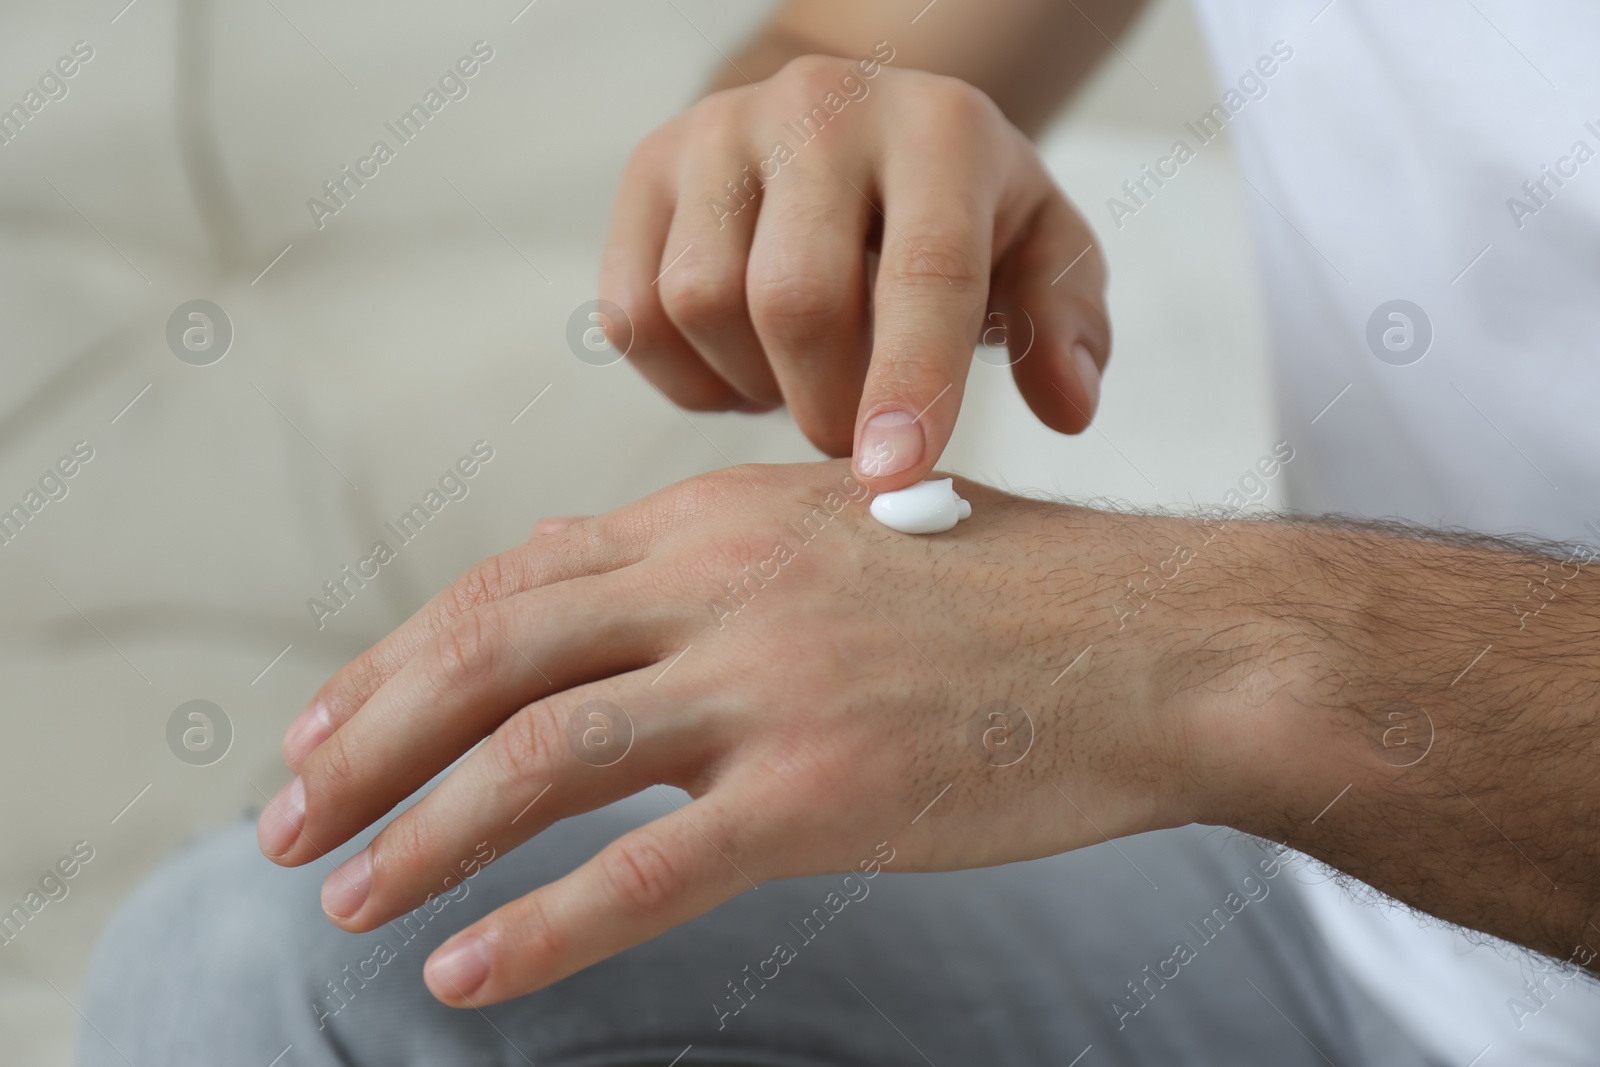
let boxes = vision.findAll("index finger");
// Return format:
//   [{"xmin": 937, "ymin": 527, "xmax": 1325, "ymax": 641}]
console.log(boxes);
[{"xmin": 850, "ymin": 81, "xmax": 1007, "ymax": 490}]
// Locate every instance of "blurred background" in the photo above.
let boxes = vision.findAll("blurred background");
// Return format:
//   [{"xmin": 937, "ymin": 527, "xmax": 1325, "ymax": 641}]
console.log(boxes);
[{"xmin": 0, "ymin": 1, "xmax": 1279, "ymax": 1061}]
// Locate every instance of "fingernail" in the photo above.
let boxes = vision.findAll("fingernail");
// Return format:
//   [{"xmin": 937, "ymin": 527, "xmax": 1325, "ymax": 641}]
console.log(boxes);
[
  {"xmin": 257, "ymin": 777, "xmax": 305, "ymax": 858},
  {"xmin": 1071, "ymin": 343, "xmax": 1101, "ymax": 416},
  {"xmin": 322, "ymin": 849, "xmax": 372, "ymax": 919},
  {"xmin": 283, "ymin": 700, "xmax": 331, "ymax": 766},
  {"xmin": 427, "ymin": 935, "xmax": 490, "ymax": 999},
  {"xmin": 856, "ymin": 410, "xmax": 923, "ymax": 479}
]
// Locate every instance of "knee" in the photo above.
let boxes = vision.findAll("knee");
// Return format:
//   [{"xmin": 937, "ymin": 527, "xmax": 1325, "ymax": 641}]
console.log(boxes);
[{"xmin": 78, "ymin": 820, "xmax": 349, "ymax": 1065}]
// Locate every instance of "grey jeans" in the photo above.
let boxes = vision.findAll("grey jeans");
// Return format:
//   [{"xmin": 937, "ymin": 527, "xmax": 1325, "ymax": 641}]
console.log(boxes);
[{"xmin": 77, "ymin": 792, "xmax": 1433, "ymax": 1066}]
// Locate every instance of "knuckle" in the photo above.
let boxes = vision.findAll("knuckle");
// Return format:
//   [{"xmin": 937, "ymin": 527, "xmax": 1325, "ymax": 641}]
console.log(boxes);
[
  {"xmin": 667, "ymin": 536, "xmax": 761, "ymax": 598},
  {"xmin": 901, "ymin": 72, "xmax": 1001, "ymax": 138},
  {"xmin": 666, "ymin": 468, "xmax": 747, "ymax": 515},
  {"xmin": 865, "ymin": 352, "xmax": 959, "ymax": 412},
  {"xmin": 747, "ymin": 267, "xmax": 847, "ymax": 343},
  {"xmin": 491, "ymin": 700, "xmax": 561, "ymax": 782},
  {"xmin": 774, "ymin": 54, "xmax": 853, "ymax": 99},
  {"xmin": 313, "ymin": 728, "xmax": 360, "ymax": 797},
  {"xmin": 626, "ymin": 121, "xmax": 680, "ymax": 177},
  {"xmin": 567, "ymin": 518, "xmax": 616, "ymax": 561},
  {"xmin": 321, "ymin": 661, "xmax": 379, "ymax": 724},
  {"xmin": 432, "ymin": 608, "xmax": 499, "ymax": 692},
  {"xmin": 687, "ymin": 86, "xmax": 747, "ymax": 130},
  {"xmin": 658, "ymin": 261, "xmax": 742, "ymax": 330},
  {"xmin": 884, "ymin": 229, "xmax": 986, "ymax": 290},
  {"xmin": 507, "ymin": 892, "xmax": 568, "ymax": 969},
  {"xmin": 450, "ymin": 553, "xmax": 526, "ymax": 617},
  {"xmin": 529, "ymin": 514, "xmax": 595, "ymax": 554},
  {"xmin": 601, "ymin": 832, "xmax": 686, "ymax": 915},
  {"xmin": 929, "ymin": 75, "xmax": 1000, "ymax": 127},
  {"xmin": 372, "ymin": 811, "xmax": 429, "ymax": 876},
  {"xmin": 522, "ymin": 521, "xmax": 604, "ymax": 575}
]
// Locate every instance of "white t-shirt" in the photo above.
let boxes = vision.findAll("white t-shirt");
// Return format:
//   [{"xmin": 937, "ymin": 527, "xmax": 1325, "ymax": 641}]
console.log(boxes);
[{"xmin": 1190, "ymin": 0, "xmax": 1600, "ymax": 1062}]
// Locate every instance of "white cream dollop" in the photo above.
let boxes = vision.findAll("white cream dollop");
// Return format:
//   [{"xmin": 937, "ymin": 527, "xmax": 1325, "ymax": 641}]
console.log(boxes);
[{"xmin": 869, "ymin": 478, "xmax": 973, "ymax": 534}]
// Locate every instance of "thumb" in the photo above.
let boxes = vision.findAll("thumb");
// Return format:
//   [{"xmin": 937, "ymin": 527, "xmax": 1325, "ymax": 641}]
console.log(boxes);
[{"xmin": 992, "ymin": 192, "xmax": 1111, "ymax": 435}]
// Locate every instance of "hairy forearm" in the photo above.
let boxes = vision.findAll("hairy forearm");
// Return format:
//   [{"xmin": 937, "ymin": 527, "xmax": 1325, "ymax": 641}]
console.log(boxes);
[
  {"xmin": 1180, "ymin": 517, "xmax": 1600, "ymax": 971},
  {"xmin": 707, "ymin": 0, "xmax": 1149, "ymax": 135}
]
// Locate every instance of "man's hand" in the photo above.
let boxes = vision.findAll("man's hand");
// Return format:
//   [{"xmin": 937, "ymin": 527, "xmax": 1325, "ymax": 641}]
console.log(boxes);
[
  {"xmin": 259, "ymin": 462, "xmax": 1228, "ymax": 1006},
  {"xmin": 262, "ymin": 463, "xmax": 1600, "ymax": 1002},
  {"xmin": 599, "ymin": 58, "xmax": 1110, "ymax": 490}
]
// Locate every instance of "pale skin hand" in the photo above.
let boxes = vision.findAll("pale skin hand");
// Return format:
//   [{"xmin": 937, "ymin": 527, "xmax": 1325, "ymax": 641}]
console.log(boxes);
[
  {"xmin": 259, "ymin": 462, "xmax": 1217, "ymax": 1005},
  {"xmin": 262, "ymin": 463, "xmax": 1600, "ymax": 1004},
  {"xmin": 602, "ymin": 0, "xmax": 1149, "ymax": 489},
  {"xmin": 599, "ymin": 56, "xmax": 1113, "ymax": 491}
]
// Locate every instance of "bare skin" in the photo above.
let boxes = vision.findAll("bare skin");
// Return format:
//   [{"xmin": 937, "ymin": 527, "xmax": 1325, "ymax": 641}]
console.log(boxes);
[
  {"xmin": 260, "ymin": 463, "xmax": 1600, "ymax": 1005},
  {"xmin": 257, "ymin": 2, "xmax": 1600, "ymax": 1008},
  {"xmin": 597, "ymin": 1, "xmax": 1143, "ymax": 490}
]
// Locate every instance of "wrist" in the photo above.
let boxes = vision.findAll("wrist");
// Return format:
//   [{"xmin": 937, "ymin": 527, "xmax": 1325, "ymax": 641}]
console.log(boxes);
[
  {"xmin": 1018, "ymin": 498, "xmax": 1600, "ymax": 963},
  {"xmin": 1019, "ymin": 503, "xmax": 1302, "ymax": 836},
  {"xmin": 1137, "ymin": 514, "xmax": 1379, "ymax": 835}
]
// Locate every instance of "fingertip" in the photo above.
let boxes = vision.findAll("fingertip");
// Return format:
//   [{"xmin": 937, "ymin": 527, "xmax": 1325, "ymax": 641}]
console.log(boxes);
[
  {"xmin": 853, "ymin": 409, "xmax": 929, "ymax": 488},
  {"xmin": 635, "ymin": 362, "xmax": 746, "ymax": 412},
  {"xmin": 1012, "ymin": 324, "xmax": 1108, "ymax": 436},
  {"xmin": 1070, "ymin": 342, "xmax": 1101, "ymax": 420},
  {"xmin": 426, "ymin": 932, "xmax": 492, "ymax": 1005},
  {"xmin": 320, "ymin": 848, "xmax": 373, "ymax": 923},
  {"xmin": 256, "ymin": 777, "xmax": 306, "ymax": 861}
]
